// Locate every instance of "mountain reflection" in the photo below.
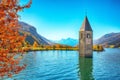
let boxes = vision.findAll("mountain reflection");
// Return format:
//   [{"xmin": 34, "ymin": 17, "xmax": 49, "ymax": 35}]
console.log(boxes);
[{"xmin": 79, "ymin": 56, "xmax": 94, "ymax": 80}]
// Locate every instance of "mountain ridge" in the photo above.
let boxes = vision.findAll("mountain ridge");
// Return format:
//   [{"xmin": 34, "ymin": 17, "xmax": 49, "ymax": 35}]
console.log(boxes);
[
  {"xmin": 52, "ymin": 37, "xmax": 78, "ymax": 47},
  {"xmin": 19, "ymin": 21, "xmax": 53, "ymax": 45},
  {"xmin": 94, "ymin": 32, "xmax": 120, "ymax": 47}
]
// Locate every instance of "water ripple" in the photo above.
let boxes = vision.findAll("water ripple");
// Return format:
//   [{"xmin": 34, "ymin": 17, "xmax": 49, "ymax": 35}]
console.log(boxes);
[{"xmin": 4, "ymin": 49, "xmax": 120, "ymax": 80}]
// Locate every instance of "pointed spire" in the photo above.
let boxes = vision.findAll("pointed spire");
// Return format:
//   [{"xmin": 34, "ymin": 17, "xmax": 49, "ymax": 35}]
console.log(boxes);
[{"xmin": 80, "ymin": 16, "xmax": 93, "ymax": 31}]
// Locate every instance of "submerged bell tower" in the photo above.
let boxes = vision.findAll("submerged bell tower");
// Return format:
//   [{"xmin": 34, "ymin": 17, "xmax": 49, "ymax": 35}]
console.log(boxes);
[{"xmin": 79, "ymin": 16, "xmax": 93, "ymax": 58}]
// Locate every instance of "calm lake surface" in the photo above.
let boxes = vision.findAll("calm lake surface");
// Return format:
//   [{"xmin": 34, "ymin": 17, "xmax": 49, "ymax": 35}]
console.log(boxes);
[{"xmin": 6, "ymin": 48, "xmax": 120, "ymax": 80}]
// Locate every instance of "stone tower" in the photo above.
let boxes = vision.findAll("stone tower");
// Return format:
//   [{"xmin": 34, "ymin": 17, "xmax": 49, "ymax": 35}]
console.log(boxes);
[{"xmin": 79, "ymin": 16, "xmax": 93, "ymax": 58}]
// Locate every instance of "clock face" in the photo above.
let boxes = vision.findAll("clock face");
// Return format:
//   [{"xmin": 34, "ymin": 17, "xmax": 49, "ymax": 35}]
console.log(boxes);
[{"xmin": 86, "ymin": 39, "xmax": 91, "ymax": 44}]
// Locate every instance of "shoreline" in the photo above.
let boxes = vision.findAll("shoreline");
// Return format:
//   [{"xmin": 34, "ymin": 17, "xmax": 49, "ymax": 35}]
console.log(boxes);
[{"xmin": 26, "ymin": 47, "xmax": 105, "ymax": 52}]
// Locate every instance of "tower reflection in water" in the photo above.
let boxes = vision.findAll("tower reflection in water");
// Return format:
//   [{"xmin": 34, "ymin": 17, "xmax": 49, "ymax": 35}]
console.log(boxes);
[{"xmin": 79, "ymin": 55, "xmax": 94, "ymax": 80}]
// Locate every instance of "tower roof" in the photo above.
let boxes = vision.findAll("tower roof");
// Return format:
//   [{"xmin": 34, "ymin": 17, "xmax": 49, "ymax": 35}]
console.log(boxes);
[{"xmin": 80, "ymin": 16, "xmax": 93, "ymax": 31}]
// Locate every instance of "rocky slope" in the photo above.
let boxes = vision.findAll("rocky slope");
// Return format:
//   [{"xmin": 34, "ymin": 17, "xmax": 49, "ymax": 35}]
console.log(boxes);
[
  {"xmin": 19, "ymin": 22, "xmax": 53, "ymax": 45},
  {"xmin": 94, "ymin": 32, "xmax": 120, "ymax": 47}
]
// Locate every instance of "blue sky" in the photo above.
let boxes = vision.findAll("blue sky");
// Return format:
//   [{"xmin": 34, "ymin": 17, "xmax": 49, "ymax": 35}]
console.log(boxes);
[{"xmin": 19, "ymin": 0, "xmax": 120, "ymax": 40}]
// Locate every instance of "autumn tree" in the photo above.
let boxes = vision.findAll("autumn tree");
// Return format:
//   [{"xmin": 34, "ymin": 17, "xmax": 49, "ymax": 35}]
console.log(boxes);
[
  {"xmin": 0, "ymin": 0, "xmax": 32, "ymax": 78},
  {"xmin": 55, "ymin": 44, "xmax": 61, "ymax": 48},
  {"xmin": 33, "ymin": 41, "xmax": 39, "ymax": 48},
  {"xmin": 23, "ymin": 41, "xmax": 31, "ymax": 47},
  {"xmin": 93, "ymin": 45, "xmax": 104, "ymax": 51}
]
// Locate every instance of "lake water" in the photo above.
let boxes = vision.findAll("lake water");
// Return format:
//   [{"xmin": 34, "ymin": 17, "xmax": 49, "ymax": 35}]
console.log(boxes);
[{"xmin": 5, "ymin": 48, "xmax": 120, "ymax": 80}]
